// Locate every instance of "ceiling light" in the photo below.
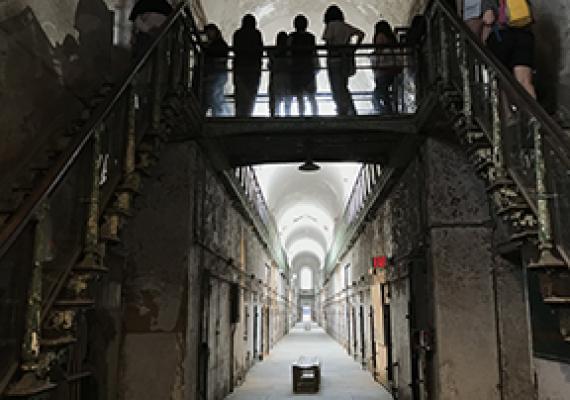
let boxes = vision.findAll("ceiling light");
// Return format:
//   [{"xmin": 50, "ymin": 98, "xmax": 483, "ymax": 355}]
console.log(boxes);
[{"xmin": 298, "ymin": 160, "xmax": 320, "ymax": 172}]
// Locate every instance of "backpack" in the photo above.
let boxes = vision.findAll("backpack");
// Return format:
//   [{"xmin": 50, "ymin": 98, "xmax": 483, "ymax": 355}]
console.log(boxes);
[{"xmin": 499, "ymin": 0, "xmax": 533, "ymax": 28}]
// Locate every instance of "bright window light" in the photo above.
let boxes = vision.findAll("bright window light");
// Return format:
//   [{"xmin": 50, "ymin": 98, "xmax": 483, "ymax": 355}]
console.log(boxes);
[{"xmin": 300, "ymin": 267, "xmax": 313, "ymax": 290}]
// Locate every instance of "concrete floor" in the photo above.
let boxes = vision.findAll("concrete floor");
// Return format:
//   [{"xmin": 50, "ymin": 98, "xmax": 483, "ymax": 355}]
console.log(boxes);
[{"xmin": 226, "ymin": 323, "xmax": 393, "ymax": 400}]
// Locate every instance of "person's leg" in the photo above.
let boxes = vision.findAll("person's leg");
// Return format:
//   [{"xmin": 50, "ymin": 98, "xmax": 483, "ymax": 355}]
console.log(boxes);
[
  {"xmin": 374, "ymin": 78, "xmax": 391, "ymax": 114},
  {"xmin": 341, "ymin": 73, "xmax": 356, "ymax": 116},
  {"xmin": 372, "ymin": 83, "xmax": 382, "ymax": 113},
  {"xmin": 284, "ymin": 95, "xmax": 292, "ymax": 117},
  {"xmin": 513, "ymin": 66, "xmax": 536, "ymax": 98},
  {"xmin": 385, "ymin": 77, "xmax": 394, "ymax": 114},
  {"xmin": 465, "ymin": 18, "xmax": 483, "ymax": 40},
  {"xmin": 481, "ymin": 10, "xmax": 495, "ymax": 43},
  {"xmin": 202, "ymin": 76, "xmax": 215, "ymax": 115},
  {"xmin": 211, "ymin": 73, "xmax": 228, "ymax": 116},
  {"xmin": 296, "ymin": 93, "xmax": 305, "ymax": 116},
  {"xmin": 248, "ymin": 71, "xmax": 261, "ymax": 116},
  {"xmin": 241, "ymin": 70, "xmax": 260, "ymax": 117},
  {"xmin": 275, "ymin": 94, "xmax": 283, "ymax": 116},
  {"xmin": 269, "ymin": 77, "xmax": 276, "ymax": 117},
  {"xmin": 234, "ymin": 72, "xmax": 247, "ymax": 117},
  {"xmin": 511, "ymin": 29, "xmax": 536, "ymax": 98},
  {"xmin": 308, "ymin": 92, "xmax": 318, "ymax": 116},
  {"xmin": 328, "ymin": 63, "xmax": 345, "ymax": 115}
]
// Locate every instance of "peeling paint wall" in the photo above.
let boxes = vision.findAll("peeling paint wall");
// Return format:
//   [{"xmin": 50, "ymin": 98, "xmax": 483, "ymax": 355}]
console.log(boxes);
[
  {"xmin": 320, "ymin": 138, "xmax": 537, "ymax": 400},
  {"xmin": 527, "ymin": 0, "xmax": 570, "ymax": 123},
  {"xmin": 0, "ymin": 0, "xmax": 133, "ymax": 188},
  {"xmin": 87, "ymin": 142, "xmax": 293, "ymax": 400}
]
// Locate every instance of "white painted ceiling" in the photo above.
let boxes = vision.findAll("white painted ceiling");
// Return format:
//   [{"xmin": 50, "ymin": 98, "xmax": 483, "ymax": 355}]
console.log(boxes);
[
  {"xmin": 255, "ymin": 163, "xmax": 360, "ymax": 281},
  {"xmin": 202, "ymin": 0, "xmax": 426, "ymax": 45}
]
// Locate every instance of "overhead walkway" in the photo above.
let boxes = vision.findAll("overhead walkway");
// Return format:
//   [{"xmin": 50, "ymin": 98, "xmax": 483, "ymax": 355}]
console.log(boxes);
[
  {"xmin": 1, "ymin": 0, "xmax": 570, "ymax": 397},
  {"xmin": 226, "ymin": 323, "xmax": 392, "ymax": 400}
]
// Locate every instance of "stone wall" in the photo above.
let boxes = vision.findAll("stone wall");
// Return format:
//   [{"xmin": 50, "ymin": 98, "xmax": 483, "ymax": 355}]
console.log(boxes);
[
  {"xmin": 0, "ymin": 0, "xmax": 135, "ymax": 185},
  {"xmin": 88, "ymin": 142, "xmax": 293, "ymax": 400},
  {"xmin": 320, "ymin": 138, "xmax": 536, "ymax": 400},
  {"xmin": 525, "ymin": 0, "xmax": 570, "ymax": 122}
]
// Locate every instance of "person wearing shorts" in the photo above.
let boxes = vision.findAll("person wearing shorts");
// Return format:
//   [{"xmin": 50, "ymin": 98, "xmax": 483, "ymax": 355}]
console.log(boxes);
[{"xmin": 485, "ymin": 1, "xmax": 536, "ymax": 98}]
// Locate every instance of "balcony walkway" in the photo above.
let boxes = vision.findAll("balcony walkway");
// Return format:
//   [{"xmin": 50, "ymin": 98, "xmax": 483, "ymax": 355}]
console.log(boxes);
[{"xmin": 226, "ymin": 323, "xmax": 393, "ymax": 400}]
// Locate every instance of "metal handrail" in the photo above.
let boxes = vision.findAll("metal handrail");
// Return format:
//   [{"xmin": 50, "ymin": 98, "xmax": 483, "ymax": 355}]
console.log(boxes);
[
  {"xmin": 322, "ymin": 0, "xmax": 570, "ymax": 275},
  {"xmin": 428, "ymin": 0, "xmax": 570, "ymax": 263},
  {"xmin": 431, "ymin": 0, "xmax": 570, "ymax": 165},
  {"xmin": 226, "ymin": 167, "xmax": 288, "ymax": 271},
  {"xmin": 0, "ymin": 2, "xmax": 192, "ymax": 258},
  {"xmin": 0, "ymin": 3, "xmax": 200, "ymax": 395}
]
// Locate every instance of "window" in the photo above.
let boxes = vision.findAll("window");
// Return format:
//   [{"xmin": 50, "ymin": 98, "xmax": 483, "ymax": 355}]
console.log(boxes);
[
  {"xmin": 300, "ymin": 267, "xmax": 313, "ymax": 290},
  {"xmin": 344, "ymin": 263, "xmax": 352, "ymax": 289}
]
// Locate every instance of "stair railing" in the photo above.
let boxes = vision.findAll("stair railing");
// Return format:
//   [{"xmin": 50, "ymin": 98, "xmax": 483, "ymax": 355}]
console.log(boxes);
[
  {"xmin": 0, "ymin": 2, "xmax": 202, "ymax": 395},
  {"xmin": 324, "ymin": 164, "xmax": 387, "ymax": 273},
  {"xmin": 425, "ymin": 0, "xmax": 570, "ymax": 266},
  {"xmin": 228, "ymin": 167, "xmax": 289, "ymax": 272}
]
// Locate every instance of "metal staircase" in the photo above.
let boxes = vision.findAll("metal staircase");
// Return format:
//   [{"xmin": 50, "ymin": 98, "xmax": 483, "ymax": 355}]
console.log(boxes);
[
  {"xmin": 1, "ymin": 0, "xmax": 569, "ymax": 397},
  {"xmin": 0, "ymin": 3, "xmax": 205, "ymax": 396},
  {"xmin": 422, "ymin": 0, "xmax": 570, "ymax": 343}
]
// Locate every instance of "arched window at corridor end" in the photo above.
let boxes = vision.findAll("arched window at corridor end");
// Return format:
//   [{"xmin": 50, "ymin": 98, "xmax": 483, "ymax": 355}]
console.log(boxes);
[{"xmin": 300, "ymin": 267, "xmax": 313, "ymax": 290}]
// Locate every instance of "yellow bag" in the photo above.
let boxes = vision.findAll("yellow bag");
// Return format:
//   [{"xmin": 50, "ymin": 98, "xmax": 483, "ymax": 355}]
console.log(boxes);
[{"xmin": 505, "ymin": 0, "xmax": 533, "ymax": 27}]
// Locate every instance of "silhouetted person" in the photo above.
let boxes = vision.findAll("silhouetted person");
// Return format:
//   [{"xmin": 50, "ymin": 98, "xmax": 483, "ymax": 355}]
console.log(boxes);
[
  {"xmin": 322, "ymin": 5, "xmax": 364, "ymax": 116},
  {"xmin": 371, "ymin": 21, "xmax": 398, "ymax": 114},
  {"xmin": 406, "ymin": 15, "xmax": 427, "ymax": 46},
  {"xmin": 203, "ymin": 24, "xmax": 230, "ymax": 116},
  {"xmin": 232, "ymin": 14, "xmax": 264, "ymax": 117},
  {"xmin": 289, "ymin": 14, "xmax": 318, "ymax": 116},
  {"xmin": 405, "ymin": 15, "xmax": 427, "ymax": 104},
  {"xmin": 129, "ymin": 0, "xmax": 173, "ymax": 59},
  {"xmin": 268, "ymin": 32, "xmax": 292, "ymax": 117}
]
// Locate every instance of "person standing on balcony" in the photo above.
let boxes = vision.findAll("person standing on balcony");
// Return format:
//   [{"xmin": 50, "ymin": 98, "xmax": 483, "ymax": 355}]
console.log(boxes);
[
  {"xmin": 322, "ymin": 5, "xmax": 364, "ymax": 116},
  {"xmin": 232, "ymin": 14, "xmax": 264, "ymax": 117},
  {"xmin": 289, "ymin": 14, "xmax": 319, "ymax": 117},
  {"xmin": 129, "ymin": 0, "xmax": 173, "ymax": 59},
  {"xmin": 462, "ymin": 0, "xmax": 497, "ymax": 42},
  {"xmin": 268, "ymin": 32, "xmax": 292, "ymax": 117},
  {"xmin": 203, "ymin": 24, "xmax": 230, "ymax": 116},
  {"xmin": 371, "ymin": 21, "xmax": 399, "ymax": 114}
]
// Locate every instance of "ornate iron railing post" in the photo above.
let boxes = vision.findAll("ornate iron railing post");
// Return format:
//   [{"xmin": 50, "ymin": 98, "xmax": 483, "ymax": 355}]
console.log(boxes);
[
  {"xmin": 77, "ymin": 125, "xmax": 105, "ymax": 272},
  {"xmin": 7, "ymin": 202, "xmax": 56, "ymax": 395},
  {"xmin": 102, "ymin": 88, "xmax": 139, "ymax": 243},
  {"xmin": 439, "ymin": 12, "xmax": 449, "ymax": 85},
  {"xmin": 529, "ymin": 118, "xmax": 565, "ymax": 268},
  {"xmin": 167, "ymin": 24, "xmax": 178, "ymax": 92},
  {"xmin": 489, "ymin": 72, "xmax": 506, "ymax": 182},
  {"xmin": 138, "ymin": 50, "xmax": 164, "ymax": 174},
  {"xmin": 120, "ymin": 86, "xmax": 142, "ymax": 195},
  {"xmin": 459, "ymin": 38, "xmax": 472, "ymax": 124}
]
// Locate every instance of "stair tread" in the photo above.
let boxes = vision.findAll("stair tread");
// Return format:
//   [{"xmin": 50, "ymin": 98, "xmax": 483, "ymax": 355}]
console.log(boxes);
[
  {"xmin": 54, "ymin": 299, "xmax": 95, "ymax": 308},
  {"xmin": 543, "ymin": 296, "xmax": 570, "ymax": 304},
  {"xmin": 41, "ymin": 335, "xmax": 77, "ymax": 346}
]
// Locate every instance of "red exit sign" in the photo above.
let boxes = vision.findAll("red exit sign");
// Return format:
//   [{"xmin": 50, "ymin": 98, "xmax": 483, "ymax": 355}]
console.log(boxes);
[{"xmin": 372, "ymin": 256, "xmax": 387, "ymax": 269}]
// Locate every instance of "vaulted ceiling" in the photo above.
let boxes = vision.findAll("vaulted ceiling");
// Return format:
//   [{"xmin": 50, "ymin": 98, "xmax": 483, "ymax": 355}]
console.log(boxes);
[
  {"xmin": 202, "ymin": 0, "xmax": 427, "ymax": 46},
  {"xmin": 255, "ymin": 163, "xmax": 360, "ymax": 286}
]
